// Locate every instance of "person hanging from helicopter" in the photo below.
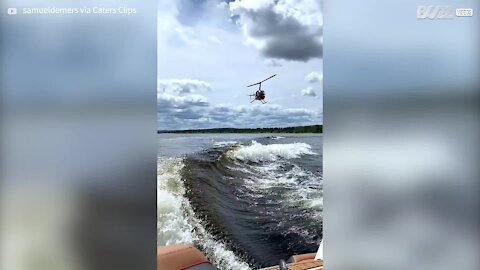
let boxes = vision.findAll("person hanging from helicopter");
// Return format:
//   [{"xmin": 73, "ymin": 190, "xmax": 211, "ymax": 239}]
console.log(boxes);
[{"xmin": 247, "ymin": 74, "xmax": 276, "ymax": 104}]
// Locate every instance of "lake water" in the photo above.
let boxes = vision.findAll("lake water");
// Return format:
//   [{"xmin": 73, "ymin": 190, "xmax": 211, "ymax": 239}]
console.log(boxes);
[{"xmin": 158, "ymin": 133, "xmax": 322, "ymax": 269}]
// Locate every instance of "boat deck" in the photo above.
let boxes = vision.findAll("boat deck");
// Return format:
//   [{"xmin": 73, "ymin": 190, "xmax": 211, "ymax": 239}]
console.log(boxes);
[{"xmin": 261, "ymin": 259, "xmax": 323, "ymax": 270}]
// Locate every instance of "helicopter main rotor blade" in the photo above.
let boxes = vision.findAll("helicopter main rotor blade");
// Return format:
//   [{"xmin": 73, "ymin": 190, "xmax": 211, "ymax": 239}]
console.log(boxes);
[
  {"xmin": 259, "ymin": 74, "xmax": 276, "ymax": 83},
  {"xmin": 246, "ymin": 74, "xmax": 276, "ymax": 87}
]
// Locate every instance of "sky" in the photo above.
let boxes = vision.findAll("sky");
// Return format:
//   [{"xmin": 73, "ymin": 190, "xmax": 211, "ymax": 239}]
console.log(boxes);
[{"xmin": 157, "ymin": 0, "xmax": 323, "ymax": 130}]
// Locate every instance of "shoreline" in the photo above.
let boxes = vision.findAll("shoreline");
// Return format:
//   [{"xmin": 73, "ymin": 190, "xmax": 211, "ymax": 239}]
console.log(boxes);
[{"xmin": 158, "ymin": 125, "xmax": 322, "ymax": 134}]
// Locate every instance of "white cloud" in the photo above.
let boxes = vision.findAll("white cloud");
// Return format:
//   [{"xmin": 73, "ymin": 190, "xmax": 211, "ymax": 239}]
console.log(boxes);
[
  {"xmin": 158, "ymin": 78, "xmax": 211, "ymax": 94},
  {"xmin": 264, "ymin": 59, "xmax": 282, "ymax": 67},
  {"xmin": 158, "ymin": 1, "xmax": 198, "ymax": 46},
  {"xmin": 230, "ymin": 0, "xmax": 322, "ymax": 61},
  {"xmin": 208, "ymin": 35, "xmax": 222, "ymax": 44},
  {"xmin": 158, "ymin": 86, "xmax": 321, "ymax": 130},
  {"xmin": 301, "ymin": 87, "xmax": 317, "ymax": 97},
  {"xmin": 158, "ymin": 92, "xmax": 209, "ymax": 109},
  {"xmin": 157, "ymin": 1, "xmax": 323, "ymax": 130},
  {"xmin": 305, "ymin": 71, "xmax": 323, "ymax": 83}
]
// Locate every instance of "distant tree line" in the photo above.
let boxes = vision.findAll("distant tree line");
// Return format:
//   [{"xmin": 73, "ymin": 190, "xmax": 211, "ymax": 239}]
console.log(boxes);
[{"xmin": 158, "ymin": 125, "xmax": 322, "ymax": 134}]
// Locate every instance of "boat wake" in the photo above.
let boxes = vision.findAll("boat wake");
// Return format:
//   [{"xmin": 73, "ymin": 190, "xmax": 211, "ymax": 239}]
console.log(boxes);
[
  {"xmin": 158, "ymin": 140, "xmax": 322, "ymax": 269},
  {"xmin": 227, "ymin": 140, "xmax": 316, "ymax": 162},
  {"xmin": 157, "ymin": 158, "xmax": 251, "ymax": 270}
]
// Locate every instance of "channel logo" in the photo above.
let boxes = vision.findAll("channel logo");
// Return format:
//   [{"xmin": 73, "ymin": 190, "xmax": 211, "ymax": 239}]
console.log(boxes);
[
  {"xmin": 7, "ymin": 7, "xmax": 17, "ymax": 15},
  {"xmin": 417, "ymin": 6, "xmax": 474, "ymax": 19},
  {"xmin": 456, "ymin": 8, "xmax": 473, "ymax": 17},
  {"xmin": 417, "ymin": 6, "xmax": 454, "ymax": 19}
]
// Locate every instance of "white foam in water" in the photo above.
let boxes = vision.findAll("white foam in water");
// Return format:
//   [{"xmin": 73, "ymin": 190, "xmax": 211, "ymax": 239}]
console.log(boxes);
[
  {"xmin": 157, "ymin": 158, "xmax": 192, "ymax": 246},
  {"xmin": 310, "ymin": 197, "xmax": 324, "ymax": 210},
  {"xmin": 241, "ymin": 161, "xmax": 323, "ymax": 220},
  {"xmin": 214, "ymin": 141, "xmax": 240, "ymax": 147},
  {"xmin": 157, "ymin": 158, "xmax": 251, "ymax": 270},
  {"xmin": 229, "ymin": 141, "xmax": 316, "ymax": 162}
]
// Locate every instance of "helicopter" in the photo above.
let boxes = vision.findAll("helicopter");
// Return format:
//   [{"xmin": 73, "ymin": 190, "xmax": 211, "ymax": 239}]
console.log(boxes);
[{"xmin": 247, "ymin": 74, "xmax": 276, "ymax": 104}]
